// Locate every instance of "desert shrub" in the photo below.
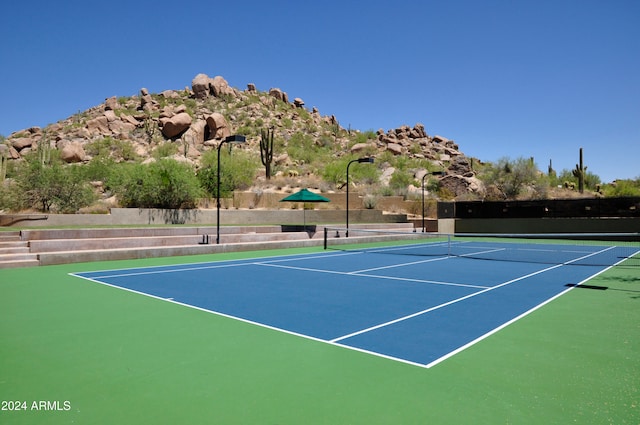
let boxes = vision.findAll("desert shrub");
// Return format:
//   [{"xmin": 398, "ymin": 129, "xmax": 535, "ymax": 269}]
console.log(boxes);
[
  {"xmin": 389, "ymin": 168, "xmax": 416, "ymax": 196},
  {"xmin": 321, "ymin": 156, "xmax": 379, "ymax": 187},
  {"xmin": 552, "ymin": 169, "xmax": 601, "ymax": 192},
  {"xmin": 81, "ymin": 156, "xmax": 118, "ymax": 184},
  {"xmin": 109, "ymin": 159, "xmax": 202, "ymax": 208},
  {"xmin": 152, "ymin": 142, "xmax": 179, "ymax": 159},
  {"xmin": 362, "ymin": 194, "xmax": 378, "ymax": 209},
  {"xmin": 478, "ymin": 157, "xmax": 544, "ymax": 200},
  {"xmin": 85, "ymin": 137, "xmax": 138, "ymax": 162},
  {"xmin": 287, "ymin": 132, "xmax": 318, "ymax": 165},
  {"xmin": 601, "ymin": 178, "xmax": 640, "ymax": 197},
  {"xmin": 197, "ymin": 149, "xmax": 258, "ymax": 198},
  {"xmin": 353, "ymin": 130, "xmax": 377, "ymax": 144},
  {"xmin": 11, "ymin": 151, "xmax": 95, "ymax": 212}
]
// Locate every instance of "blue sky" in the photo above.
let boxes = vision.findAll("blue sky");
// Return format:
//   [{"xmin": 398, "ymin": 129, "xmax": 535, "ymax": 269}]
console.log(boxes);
[{"xmin": 1, "ymin": 0, "xmax": 638, "ymax": 182}]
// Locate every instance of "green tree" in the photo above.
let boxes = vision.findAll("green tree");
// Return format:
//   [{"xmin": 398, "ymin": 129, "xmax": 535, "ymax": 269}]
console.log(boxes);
[
  {"xmin": 12, "ymin": 150, "xmax": 95, "ymax": 212},
  {"xmin": 109, "ymin": 159, "xmax": 203, "ymax": 208},
  {"xmin": 197, "ymin": 149, "xmax": 258, "ymax": 198}
]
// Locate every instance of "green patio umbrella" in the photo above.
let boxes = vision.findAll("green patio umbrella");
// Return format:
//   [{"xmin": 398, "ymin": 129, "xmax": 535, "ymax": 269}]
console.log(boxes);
[{"xmin": 279, "ymin": 188, "xmax": 330, "ymax": 230}]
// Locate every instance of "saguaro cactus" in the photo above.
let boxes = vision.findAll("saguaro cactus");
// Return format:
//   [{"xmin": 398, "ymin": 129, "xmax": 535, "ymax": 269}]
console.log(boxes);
[
  {"xmin": 572, "ymin": 147, "xmax": 587, "ymax": 193},
  {"xmin": 0, "ymin": 151, "xmax": 7, "ymax": 181},
  {"xmin": 38, "ymin": 136, "xmax": 51, "ymax": 166},
  {"xmin": 260, "ymin": 127, "xmax": 275, "ymax": 180}
]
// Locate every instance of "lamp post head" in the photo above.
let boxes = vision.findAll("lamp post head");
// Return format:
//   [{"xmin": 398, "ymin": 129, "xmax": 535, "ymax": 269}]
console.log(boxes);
[
  {"xmin": 357, "ymin": 157, "xmax": 374, "ymax": 164},
  {"xmin": 224, "ymin": 135, "xmax": 246, "ymax": 144},
  {"xmin": 431, "ymin": 170, "xmax": 444, "ymax": 176}
]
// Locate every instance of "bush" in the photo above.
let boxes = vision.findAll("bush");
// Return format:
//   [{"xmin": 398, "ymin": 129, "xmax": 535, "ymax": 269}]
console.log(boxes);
[
  {"xmin": 152, "ymin": 142, "xmax": 179, "ymax": 159},
  {"xmin": 85, "ymin": 137, "xmax": 138, "ymax": 162},
  {"xmin": 478, "ymin": 157, "xmax": 544, "ymax": 200},
  {"xmin": 389, "ymin": 169, "xmax": 415, "ymax": 195},
  {"xmin": 553, "ymin": 169, "xmax": 601, "ymax": 193},
  {"xmin": 11, "ymin": 151, "xmax": 96, "ymax": 212},
  {"xmin": 81, "ymin": 156, "xmax": 118, "ymax": 184},
  {"xmin": 321, "ymin": 156, "xmax": 380, "ymax": 187},
  {"xmin": 287, "ymin": 132, "xmax": 317, "ymax": 165},
  {"xmin": 109, "ymin": 159, "xmax": 203, "ymax": 208},
  {"xmin": 197, "ymin": 149, "xmax": 258, "ymax": 198},
  {"xmin": 601, "ymin": 179, "xmax": 640, "ymax": 197}
]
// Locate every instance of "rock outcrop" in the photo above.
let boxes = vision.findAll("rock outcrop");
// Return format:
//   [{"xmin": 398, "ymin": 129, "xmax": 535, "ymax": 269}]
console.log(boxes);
[{"xmin": 1, "ymin": 72, "xmax": 483, "ymax": 199}]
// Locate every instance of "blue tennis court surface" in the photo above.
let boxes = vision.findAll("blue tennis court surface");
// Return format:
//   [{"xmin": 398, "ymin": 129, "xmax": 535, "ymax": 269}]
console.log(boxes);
[{"xmin": 72, "ymin": 241, "xmax": 633, "ymax": 368}]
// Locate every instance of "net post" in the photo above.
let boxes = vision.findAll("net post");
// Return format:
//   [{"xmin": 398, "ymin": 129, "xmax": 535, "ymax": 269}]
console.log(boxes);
[
  {"xmin": 448, "ymin": 233, "xmax": 451, "ymax": 257},
  {"xmin": 323, "ymin": 227, "xmax": 328, "ymax": 250}
]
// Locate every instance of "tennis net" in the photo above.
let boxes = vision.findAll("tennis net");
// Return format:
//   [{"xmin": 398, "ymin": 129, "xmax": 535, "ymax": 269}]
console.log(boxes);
[{"xmin": 323, "ymin": 227, "xmax": 640, "ymax": 267}]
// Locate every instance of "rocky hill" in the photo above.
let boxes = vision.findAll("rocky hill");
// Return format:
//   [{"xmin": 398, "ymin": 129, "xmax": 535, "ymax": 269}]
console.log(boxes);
[{"xmin": 1, "ymin": 73, "xmax": 484, "ymax": 199}]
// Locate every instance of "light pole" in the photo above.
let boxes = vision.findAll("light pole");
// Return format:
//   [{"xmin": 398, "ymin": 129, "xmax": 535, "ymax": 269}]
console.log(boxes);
[
  {"xmin": 421, "ymin": 170, "xmax": 444, "ymax": 232},
  {"xmin": 346, "ymin": 157, "xmax": 374, "ymax": 237},
  {"xmin": 217, "ymin": 134, "xmax": 246, "ymax": 244}
]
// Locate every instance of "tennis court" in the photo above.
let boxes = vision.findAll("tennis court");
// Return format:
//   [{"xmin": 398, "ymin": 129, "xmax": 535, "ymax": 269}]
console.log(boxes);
[
  {"xmin": 1, "ymin": 231, "xmax": 639, "ymax": 424},
  {"xmin": 72, "ymin": 231, "xmax": 639, "ymax": 368}
]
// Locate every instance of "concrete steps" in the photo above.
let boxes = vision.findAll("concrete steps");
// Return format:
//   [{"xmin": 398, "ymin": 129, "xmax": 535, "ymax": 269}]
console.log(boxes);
[
  {"xmin": 0, "ymin": 257, "xmax": 41, "ymax": 269},
  {"xmin": 0, "ymin": 231, "xmax": 39, "ymax": 268},
  {"xmin": 0, "ymin": 223, "xmax": 416, "ymax": 268}
]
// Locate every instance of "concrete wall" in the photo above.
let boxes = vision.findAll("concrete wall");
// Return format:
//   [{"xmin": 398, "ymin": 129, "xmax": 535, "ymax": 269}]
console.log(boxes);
[
  {"xmin": 3, "ymin": 208, "xmax": 409, "ymax": 227},
  {"xmin": 437, "ymin": 219, "xmax": 456, "ymax": 234},
  {"xmin": 228, "ymin": 192, "xmax": 434, "ymax": 214}
]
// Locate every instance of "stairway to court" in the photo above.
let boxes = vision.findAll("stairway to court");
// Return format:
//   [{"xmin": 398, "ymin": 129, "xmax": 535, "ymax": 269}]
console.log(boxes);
[
  {"xmin": 0, "ymin": 223, "xmax": 415, "ymax": 268},
  {"xmin": 0, "ymin": 231, "xmax": 40, "ymax": 269}
]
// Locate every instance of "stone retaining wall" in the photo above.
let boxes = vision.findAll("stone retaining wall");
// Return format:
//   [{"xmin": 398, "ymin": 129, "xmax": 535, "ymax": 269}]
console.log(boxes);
[{"xmin": 3, "ymin": 208, "xmax": 408, "ymax": 227}]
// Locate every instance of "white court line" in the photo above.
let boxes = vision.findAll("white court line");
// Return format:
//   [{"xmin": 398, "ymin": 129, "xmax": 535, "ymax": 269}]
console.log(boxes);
[
  {"xmin": 70, "ymin": 244, "xmax": 622, "ymax": 369},
  {"xmin": 256, "ymin": 262, "xmax": 487, "ymax": 289},
  {"xmin": 352, "ymin": 272, "xmax": 490, "ymax": 290},
  {"xmin": 71, "ymin": 271, "xmax": 434, "ymax": 369},
  {"xmin": 362, "ymin": 241, "xmax": 450, "ymax": 255},
  {"xmin": 330, "ymin": 245, "xmax": 616, "ymax": 345},
  {"xmin": 70, "ymin": 249, "xmax": 360, "ymax": 279},
  {"xmin": 457, "ymin": 244, "xmax": 610, "ymax": 255},
  {"xmin": 349, "ymin": 255, "xmax": 451, "ymax": 273},
  {"xmin": 426, "ymin": 245, "xmax": 629, "ymax": 368}
]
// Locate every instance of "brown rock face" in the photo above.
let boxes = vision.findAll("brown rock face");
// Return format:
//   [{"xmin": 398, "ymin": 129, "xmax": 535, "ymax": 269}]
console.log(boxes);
[
  {"xmin": 205, "ymin": 113, "xmax": 230, "ymax": 140},
  {"xmin": 191, "ymin": 73, "xmax": 211, "ymax": 99},
  {"xmin": 60, "ymin": 142, "xmax": 86, "ymax": 163},
  {"xmin": 160, "ymin": 113, "xmax": 192, "ymax": 138}
]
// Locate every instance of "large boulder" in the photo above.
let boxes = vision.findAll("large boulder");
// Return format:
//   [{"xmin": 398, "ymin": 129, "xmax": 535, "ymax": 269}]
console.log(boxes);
[
  {"xmin": 160, "ymin": 112, "xmax": 192, "ymax": 138},
  {"xmin": 210, "ymin": 76, "xmax": 235, "ymax": 98},
  {"xmin": 60, "ymin": 141, "xmax": 86, "ymax": 163},
  {"xmin": 104, "ymin": 96, "xmax": 118, "ymax": 111},
  {"xmin": 440, "ymin": 174, "xmax": 485, "ymax": 199},
  {"xmin": 386, "ymin": 142, "xmax": 403, "ymax": 155},
  {"xmin": 413, "ymin": 123, "xmax": 427, "ymax": 138},
  {"xmin": 86, "ymin": 116, "xmax": 110, "ymax": 136},
  {"xmin": 192, "ymin": 73, "xmax": 211, "ymax": 99},
  {"xmin": 350, "ymin": 142, "xmax": 374, "ymax": 153},
  {"xmin": 269, "ymin": 88, "xmax": 289, "ymax": 103},
  {"xmin": 108, "ymin": 119, "xmax": 136, "ymax": 135},
  {"xmin": 11, "ymin": 137, "xmax": 34, "ymax": 150},
  {"xmin": 447, "ymin": 156, "xmax": 474, "ymax": 176},
  {"xmin": 205, "ymin": 113, "xmax": 230, "ymax": 140},
  {"xmin": 183, "ymin": 119, "xmax": 207, "ymax": 146}
]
